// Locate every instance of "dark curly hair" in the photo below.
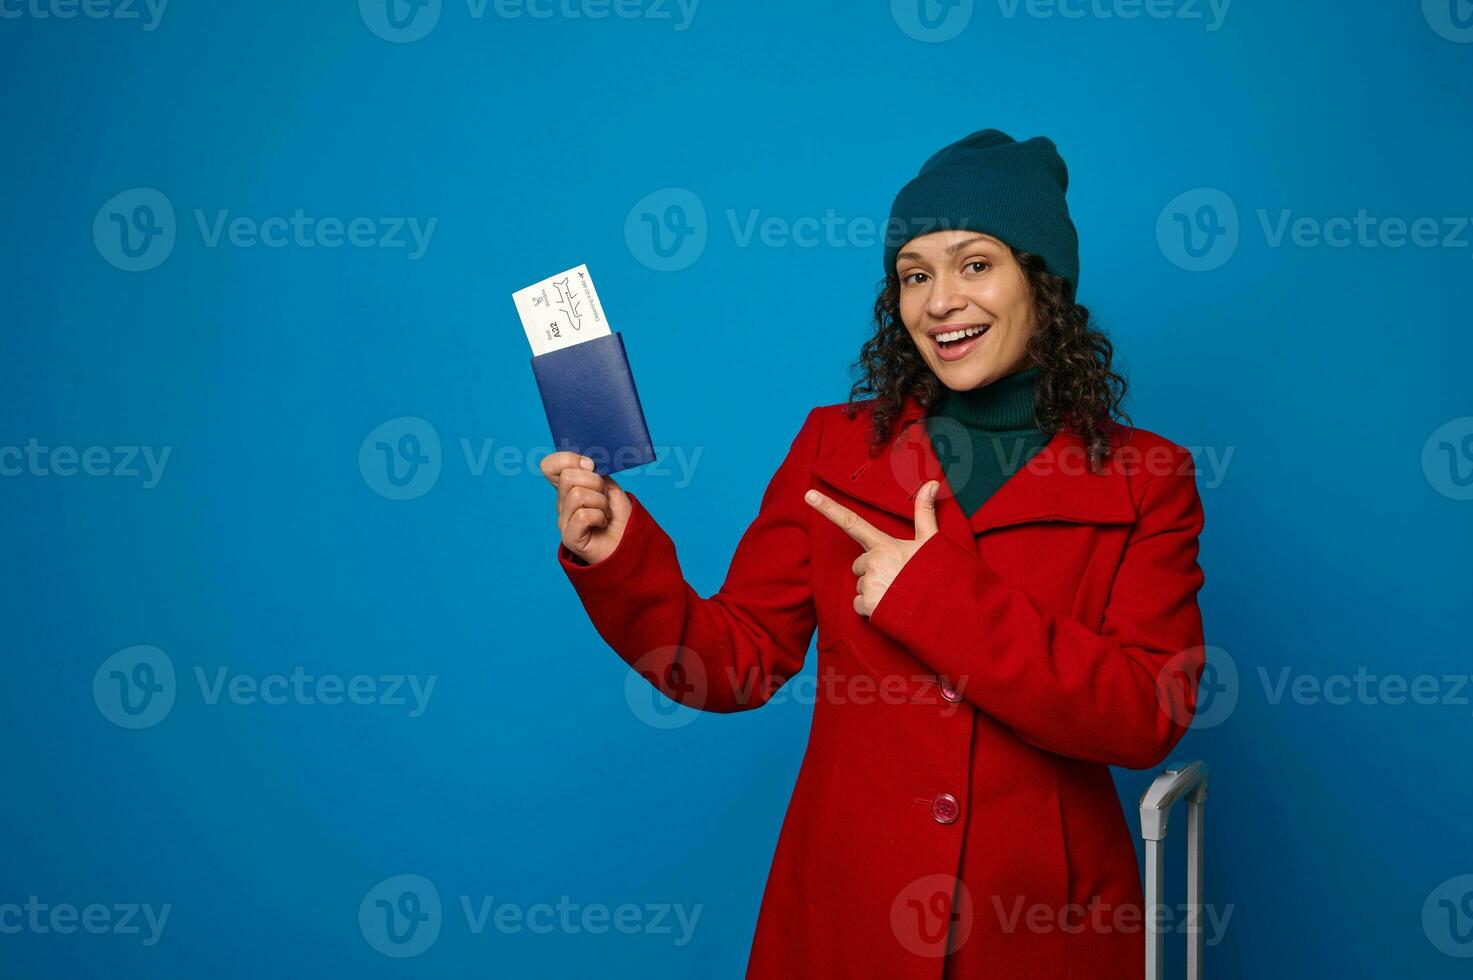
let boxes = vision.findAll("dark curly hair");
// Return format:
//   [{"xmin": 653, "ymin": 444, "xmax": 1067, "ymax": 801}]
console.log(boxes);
[{"xmin": 843, "ymin": 247, "xmax": 1131, "ymax": 473}]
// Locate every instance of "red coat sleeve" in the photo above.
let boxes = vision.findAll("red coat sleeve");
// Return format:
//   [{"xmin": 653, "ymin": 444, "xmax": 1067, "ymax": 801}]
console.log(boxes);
[
  {"xmin": 868, "ymin": 443, "xmax": 1208, "ymax": 769},
  {"xmin": 555, "ymin": 407, "xmax": 823, "ymax": 713}
]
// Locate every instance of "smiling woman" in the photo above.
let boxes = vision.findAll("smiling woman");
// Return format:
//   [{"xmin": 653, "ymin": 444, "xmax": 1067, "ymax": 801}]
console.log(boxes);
[{"xmin": 543, "ymin": 128, "xmax": 1208, "ymax": 980}]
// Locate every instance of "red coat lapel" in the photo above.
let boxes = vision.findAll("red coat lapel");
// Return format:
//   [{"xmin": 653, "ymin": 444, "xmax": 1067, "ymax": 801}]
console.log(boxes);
[{"xmin": 811, "ymin": 395, "xmax": 1138, "ymax": 550}]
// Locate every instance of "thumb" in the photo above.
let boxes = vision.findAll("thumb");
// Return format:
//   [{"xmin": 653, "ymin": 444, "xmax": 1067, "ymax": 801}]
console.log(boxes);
[
  {"xmin": 604, "ymin": 473, "xmax": 630, "ymax": 508},
  {"xmin": 914, "ymin": 480, "xmax": 939, "ymax": 541}
]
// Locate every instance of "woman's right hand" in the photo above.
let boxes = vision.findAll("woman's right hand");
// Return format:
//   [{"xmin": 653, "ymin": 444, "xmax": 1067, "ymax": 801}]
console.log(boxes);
[{"xmin": 539, "ymin": 451, "xmax": 632, "ymax": 566}]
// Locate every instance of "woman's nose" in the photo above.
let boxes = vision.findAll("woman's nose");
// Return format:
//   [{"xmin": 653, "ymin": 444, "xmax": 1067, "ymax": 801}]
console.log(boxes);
[{"xmin": 926, "ymin": 275, "xmax": 967, "ymax": 319}]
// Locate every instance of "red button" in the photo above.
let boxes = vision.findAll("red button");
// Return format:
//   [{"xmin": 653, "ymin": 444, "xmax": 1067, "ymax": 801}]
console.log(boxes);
[
  {"xmin": 931, "ymin": 793, "xmax": 959, "ymax": 824},
  {"xmin": 939, "ymin": 679, "xmax": 961, "ymax": 703}
]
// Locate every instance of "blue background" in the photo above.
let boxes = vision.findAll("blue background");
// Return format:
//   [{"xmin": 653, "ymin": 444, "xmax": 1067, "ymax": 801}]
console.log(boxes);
[{"xmin": 3, "ymin": 0, "xmax": 1471, "ymax": 976}]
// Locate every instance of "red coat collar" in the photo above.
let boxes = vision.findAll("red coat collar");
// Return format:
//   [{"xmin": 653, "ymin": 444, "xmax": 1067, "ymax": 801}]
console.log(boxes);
[{"xmin": 812, "ymin": 395, "xmax": 1138, "ymax": 549}]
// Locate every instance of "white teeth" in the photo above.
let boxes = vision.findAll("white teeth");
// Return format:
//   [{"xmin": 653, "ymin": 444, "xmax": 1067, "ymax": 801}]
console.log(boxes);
[{"xmin": 936, "ymin": 325, "xmax": 988, "ymax": 343}]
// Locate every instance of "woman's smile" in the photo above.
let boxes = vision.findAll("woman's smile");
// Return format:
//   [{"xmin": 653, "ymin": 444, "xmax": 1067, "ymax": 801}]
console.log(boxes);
[{"xmin": 928, "ymin": 322, "xmax": 992, "ymax": 362}]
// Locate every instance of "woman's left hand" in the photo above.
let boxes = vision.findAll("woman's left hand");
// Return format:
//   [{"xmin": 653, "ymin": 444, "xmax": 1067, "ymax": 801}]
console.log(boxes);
[{"xmin": 805, "ymin": 480, "xmax": 940, "ymax": 617}]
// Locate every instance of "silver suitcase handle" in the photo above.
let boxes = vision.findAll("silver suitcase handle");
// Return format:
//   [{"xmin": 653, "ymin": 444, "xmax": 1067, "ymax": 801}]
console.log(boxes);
[{"xmin": 1139, "ymin": 760, "xmax": 1209, "ymax": 980}]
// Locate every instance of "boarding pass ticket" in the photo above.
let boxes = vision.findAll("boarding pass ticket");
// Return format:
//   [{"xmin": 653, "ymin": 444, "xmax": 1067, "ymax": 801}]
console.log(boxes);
[{"xmin": 512, "ymin": 263, "xmax": 612, "ymax": 357}]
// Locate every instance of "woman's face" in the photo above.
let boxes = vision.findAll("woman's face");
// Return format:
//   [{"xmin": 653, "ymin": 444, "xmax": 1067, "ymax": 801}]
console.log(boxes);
[{"xmin": 894, "ymin": 229, "xmax": 1037, "ymax": 391}]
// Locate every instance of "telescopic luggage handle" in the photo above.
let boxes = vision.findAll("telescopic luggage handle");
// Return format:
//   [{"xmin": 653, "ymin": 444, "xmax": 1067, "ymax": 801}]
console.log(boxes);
[{"xmin": 1139, "ymin": 760, "xmax": 1209, "ymax": 980}]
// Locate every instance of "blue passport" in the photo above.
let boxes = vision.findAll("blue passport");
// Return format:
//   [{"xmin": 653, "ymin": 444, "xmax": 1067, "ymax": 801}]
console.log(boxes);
[{"xmin": 529, "ymin": 331, "xmax": 656, "ymax": 475}]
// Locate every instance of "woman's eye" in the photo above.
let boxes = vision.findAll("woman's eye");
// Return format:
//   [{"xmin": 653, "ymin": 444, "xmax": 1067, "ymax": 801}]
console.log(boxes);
[
  {"xmin": 901, "ymin": 271, "xmax": 928, "ymax": 285},
  {"xmin": 965, "ymin": 260, "xmax": 990, "ymax": 274}
]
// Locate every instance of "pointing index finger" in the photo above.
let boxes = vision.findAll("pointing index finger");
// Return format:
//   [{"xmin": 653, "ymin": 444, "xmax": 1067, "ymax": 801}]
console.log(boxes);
[{"xmin": 805, "ymin": 489, "xmax": 887, "ymax": 550}]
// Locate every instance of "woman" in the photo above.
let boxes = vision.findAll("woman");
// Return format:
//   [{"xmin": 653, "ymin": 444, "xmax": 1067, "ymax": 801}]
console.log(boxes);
[{"xmin": 541, "ymin": 129, "xmax": 1207, "ymax": 979}]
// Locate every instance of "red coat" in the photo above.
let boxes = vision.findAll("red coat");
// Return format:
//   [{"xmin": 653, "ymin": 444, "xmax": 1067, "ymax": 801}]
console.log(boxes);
[{"xmin": 557, "ymin": 394, "xmax": 1207, "ymax": 979}]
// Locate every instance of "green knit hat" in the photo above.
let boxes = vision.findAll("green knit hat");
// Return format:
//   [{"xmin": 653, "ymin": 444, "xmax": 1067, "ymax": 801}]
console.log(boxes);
[{"xmin": 883, "ymin": 128, "xmax": 1080, "ymax": 294}]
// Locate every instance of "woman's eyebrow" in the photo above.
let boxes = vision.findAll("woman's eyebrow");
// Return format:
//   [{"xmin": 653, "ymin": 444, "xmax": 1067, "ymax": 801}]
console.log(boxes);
[{"xmin": 896, "ymin": 236, "xmax": 994, "ymax": 262}]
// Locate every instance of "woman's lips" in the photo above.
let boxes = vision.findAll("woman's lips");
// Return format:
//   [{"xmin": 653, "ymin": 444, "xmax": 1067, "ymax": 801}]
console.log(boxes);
[{"xmin": 930, "ymin": 325, "xmax": 990, "ymax": 362}]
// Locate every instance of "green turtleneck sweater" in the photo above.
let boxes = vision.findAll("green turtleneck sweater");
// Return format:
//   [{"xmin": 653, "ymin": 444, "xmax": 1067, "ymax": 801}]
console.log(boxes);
[{"xmin": 924, "ymin": 365, "xmax": 1051, "ymax": 518}]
